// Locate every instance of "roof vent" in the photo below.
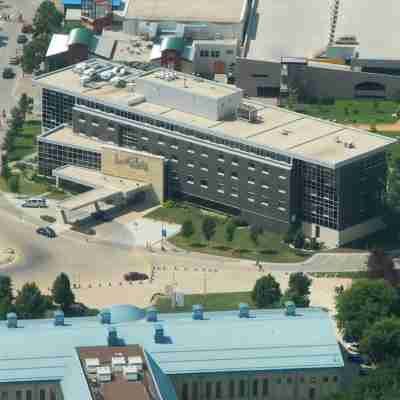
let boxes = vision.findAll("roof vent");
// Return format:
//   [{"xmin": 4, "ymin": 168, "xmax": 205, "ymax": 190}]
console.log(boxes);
[
  {"xmin": 54, "ymin": 310, "xmax": 64, "ymax": 326},
  {"xmin": 192, "ymin": 304, "xmax": 204, "ymax": 320},
  {"xmin": 239, "ymin": 303, "xmax": 250, "ymax": 318},
  {"xmin": 85, "ymin": 358, "xmax": 100, "ymax": 374},
  {"xmin": 7, "ymin": 312, "xmax": 17, "ymax": 328},
  {"xmin": 348, "ymin": 141, "xmax": 355, "ymax": 149},
  {"xmin": 99, "ymin": 308, "xmax": 111, "ymax": 324},
  {"xmin": 335, "ymin": 136, "xmax": 341, "ymax": 143},
  {"xmin": 97, "ymin": 366, "xmax": 112, "ymax": 383},
  {"xmin": 128, "ymin": 356, "xmax": 143, "ymax": 371},
  {"xmin": 108, "ymin": 326, "xmax": 119, "ymax": 346},
  {"xmin": 285, "ymin": 301, "xmax": 296, "ymax": 316},
  {"xmin": 154, "ymin": 323, "xmax": 165, "ymax": 344},
  {"xmin": 146, "ymin": 306, "xmax": 158, "ymax": 322},
  {"xmin": 111, "ymin": 355, "xmax": 126, "ymax": 371},
  {"xmin": 123, "ymin": 365, "xmax": 139, "ymax": 381}
]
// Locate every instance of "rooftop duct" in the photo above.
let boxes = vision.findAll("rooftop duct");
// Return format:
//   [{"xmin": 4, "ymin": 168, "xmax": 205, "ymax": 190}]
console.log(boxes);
[
  {"xmin": 54, "ymin": 310, "xmax": 65, "ymax": 326},
  {"xmin": 239, "ymin": 303, "xmax": 250, "ymax": 318},
  {"xmin": 285, "ymin": 301, "xmax": 296, "ymax": 316},
  {"xmin": 192, "ymin": 304, "xmax": 204, "ymax": 320},
  {"xmin": 7, "ymin": 312, "xmax": 17, "ymax": 328},
  {"xmin": 99, "ymin": 308, "xmax": 111, "ymax": 324},
  {"xmin": 154, "ymin": 323, "xmax": 165, "ymax": 343},
  {"xmin": 146, "ymin": 306, "xmax": 158, "ymax": 322}
]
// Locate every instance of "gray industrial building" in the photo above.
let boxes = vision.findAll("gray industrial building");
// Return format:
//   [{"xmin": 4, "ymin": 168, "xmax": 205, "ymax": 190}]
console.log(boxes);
[
  {"xmin": 235, "ymin": 58, "xmax": 400, "ymax": 100},
  {"xmin": 34, "ymin": 59, "xmax": 395, "ymax": 247}
]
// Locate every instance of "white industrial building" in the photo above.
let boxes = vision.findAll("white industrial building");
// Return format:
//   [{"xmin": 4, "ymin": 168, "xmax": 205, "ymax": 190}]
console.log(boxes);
[{"xmin": 122, "ymin": 0, "xmax": 251, "ymax": 42}]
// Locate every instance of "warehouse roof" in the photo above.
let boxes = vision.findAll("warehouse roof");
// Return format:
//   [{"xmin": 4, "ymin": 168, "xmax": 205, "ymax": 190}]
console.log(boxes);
[
  {"xmin": 0, "ymin": 307, "xmax": 342, "ymax": 383},
  {"xmin": 124, "ymin": 0, "xmax": 248, "ymax": 23},
  {"xmin": 35, "ymin": 61, "xmax": 396, "ymax": 167}
]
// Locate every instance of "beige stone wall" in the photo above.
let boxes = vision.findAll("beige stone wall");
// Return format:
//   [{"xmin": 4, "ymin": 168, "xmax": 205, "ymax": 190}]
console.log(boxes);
[
  {"xmin": 303, "ymin": 217, "xmax": 385, "ymax": 248},
  {"xmin": 0, "ymin": 383, "xmax": 62, "ymax": 400},
  {"xmin": 171, "ymin": 369, "xmax": 342, "ymax": 400},
  {"xmin": 101, "ymin": 147, "xmax": 165, "ymax": 203}
]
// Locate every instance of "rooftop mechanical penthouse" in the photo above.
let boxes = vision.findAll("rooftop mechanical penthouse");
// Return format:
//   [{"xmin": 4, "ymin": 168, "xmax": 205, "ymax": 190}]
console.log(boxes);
[{"xmin": 34, "ymin": 59, "xmax": 396, "ymax": 247}]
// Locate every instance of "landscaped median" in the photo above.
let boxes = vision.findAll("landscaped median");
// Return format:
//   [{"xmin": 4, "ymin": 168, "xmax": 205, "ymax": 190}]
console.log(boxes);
[{"xmin": 146, "ymin": 201, "xmax": 309, "ymax": 263}]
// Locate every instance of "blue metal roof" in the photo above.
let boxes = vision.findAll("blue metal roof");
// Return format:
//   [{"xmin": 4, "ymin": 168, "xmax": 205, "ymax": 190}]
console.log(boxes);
[
  {"xmin": 0, "ymin": 308, "xmax": 343, "ymax": 400},
  {"xmin": 62, "ymin": 0, "xmax": 121, "ymax": 8}
]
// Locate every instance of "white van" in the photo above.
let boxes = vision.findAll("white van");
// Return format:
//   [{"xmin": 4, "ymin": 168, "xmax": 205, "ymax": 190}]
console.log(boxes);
[{"xmin": 22, "ymin": 198, "xmax": 48, "ymax": 208}]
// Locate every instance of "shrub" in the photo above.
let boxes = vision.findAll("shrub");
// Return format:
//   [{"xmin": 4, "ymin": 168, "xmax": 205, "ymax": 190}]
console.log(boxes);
[
  {"xmin": 163, "ymin": 200, "xmax": 176, "ymax": 209},
  {"xmin": 181, "ymin": 219, "xmax": 194, "ymax": 238},
  {"xmin": 225, "ymin": 219, "xmax": 237, "ymax": 242},
  {"xmin": 202, "ymin": 217, "xmax": 217, "ymax": 241},
  {"xmin": 232, "ymin": 217, "xmax": 248, "ymax": 227},
  {"xmin": 8, "ymin": 174, "xmax": 19, "ymax": 193}
]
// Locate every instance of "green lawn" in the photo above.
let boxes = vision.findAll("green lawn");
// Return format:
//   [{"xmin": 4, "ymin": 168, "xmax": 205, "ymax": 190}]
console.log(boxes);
[
  {"xmin": 0, "ymin": 175, "xmax": 49, "ymax": 195},
  {"xmin": 8, "ymin": 120, "xmax": 41, "ymax": 162},
  {"xmin": 300, "ymin": 100, "xmax": 399, "ymax": 125},
  {"xmin": 155, "ymin": 292, "xmax": 254, "ymax": 313},
  {"xmin": 146, "ymin": 203, "xmax": 309, "ymax": 263}
]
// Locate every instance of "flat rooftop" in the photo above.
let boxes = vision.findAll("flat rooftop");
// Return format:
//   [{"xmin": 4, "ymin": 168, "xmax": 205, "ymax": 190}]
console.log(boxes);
[
  {"xmin": 41, "ymin": 125, "xmax": 104, "ymax": 152},
  {"xmin": 124, "ymin": 0, "xmax": 248, "ymax": 23},
  {"xmin": 138, "ymin": 70, "xmax": 240, "ymax": 99},
  {"xmin": 36, "ymin": 61, "xmax": 396, "ymax": 167},
  {"xmin": 77, "ymin": 346, "xmax": 152, "ymax": 400},
  {"xmin": 247, "ymin": 0, "xmax": 400, "ymax": 61},
  {"xmin": 54, "ymin": 165, "xmax": 150, "ymax": 211}
]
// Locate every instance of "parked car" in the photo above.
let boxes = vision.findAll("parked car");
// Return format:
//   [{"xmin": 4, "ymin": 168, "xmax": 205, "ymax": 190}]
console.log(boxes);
[
  {"xmin": 92, "ymin": 210, "xmax": 113, "ymax": 222},
  {"xmin": 2, "ymin": 67, "xmax": 15, "ymax": 79},
  {"xmin": 21, "ymin": 23, "xmax": 33, "ymax": 34},
  {"xmin": 124, "ymin": 272, "xmax": 149, "ymax": 282},
  {"xmin": 17, "ymin": 34, "xmax": 28, "ymax": 44},
  {"xmin": 22, "ymin": 198, "xmax": 48, "ymax": 208},
  {"xmin": 36, "ymin": 226, "xmax": 57, "ymax": 238}
]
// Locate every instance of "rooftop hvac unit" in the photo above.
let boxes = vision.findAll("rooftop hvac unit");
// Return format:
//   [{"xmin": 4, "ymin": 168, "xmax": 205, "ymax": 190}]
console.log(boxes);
[
  {"xmin": 97, "ymin": 366, "xmax": 112, "ymax": 383},
  {"xmin": 99, "ymin": 308, "xmax": 111, "ymax": 324},
  {"xmin": 80, "ymin": 76, "xmax": 92, "ymax": 87},
  {"xmin": 128, "ymin": 356, "xmax": 143, "ymax": 372},
  {"xmin": 127, "ymin": 95, "xmax": 145, "ymax": 106},
  {"xmin": 54, "ymin": 310, "xmax": 64, "ymax": 326},
  {"xmin": 237, "ymin": 104, "xmax": 258, "ymax": 123},
  {"xmin": 85, "ymin": 358, "xmax": 100, "ymax": 374},
  {"xmin": 123, "ymin": 365, "xmax": 139, "ymax": 381},
  {"xmin": 192, "ymin": 304, "xmax": 204, "ymax": 320},
  {"xmin": 7, "ymin": 312, "xmax": 17, "ymax": 328},
  {"xmin": 111, "ymin": 355, "xmax": 126, "ymax": 371},
  {"xmin": 146, "ymin": 306, "xmax": 157, "ymax": 322},
  {"xmin": 285, "ymin": 301, "xmax": 296, "ymax": 316},
  {"xmin": 239, "ymin": 303, "xmax": 250, "ymax": 318},
  {"xmin": 100, "ymin": 70, "xmax": 114, "ymax": 81}
]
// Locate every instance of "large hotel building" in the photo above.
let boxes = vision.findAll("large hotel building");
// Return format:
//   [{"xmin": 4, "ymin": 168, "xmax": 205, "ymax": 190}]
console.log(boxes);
[{"xmin": 34, "ymin": 59, "xmax": 395, "ymax": 247}]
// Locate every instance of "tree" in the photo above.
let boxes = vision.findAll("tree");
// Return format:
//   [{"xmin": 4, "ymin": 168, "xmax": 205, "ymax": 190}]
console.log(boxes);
[
  {"xmin": 8, "ymin": 175, "xmax": 20, "ymax": 193},
  {"xmin": 202, "ymin": 217, "xmax": 217, "ymax": 242},
  {"xmin": 225, "ymin": 219, "xmax": 237, "ymax": 242},
  {"xmin": 360, "ymin": 318, "xmax": 400, "ymax": 365},
  {"xmin": 288, "ymin": 272, "xmax": 312, "ymax": 297},
  {"xmin": 181, "ymin": 219, "xmax": 194, "ymax": 238},
  {"xmin": 367, "ymin": 249, "xmax": 398, "ymax": 286},
  {"xmin": 32, "ymin": 1, "xmax": 63, "ymax": 38},
  {"xmin": 335, "ymin": 279, "xmax": 400, "ymax": 341},
  {"xmin": 282, "ymin": 291, "xmax": 310, "ymax": 307},
  {"xmin": 293, "ymin": 229, "xmax": 305, "ymax": 249},
  {"xmin": 0, "ymin": 276, "xmax": 13, "ymax": 319},
  {"xmin": 251, "ymin": 274, "xmax": 282, "ymax": 308},
  {"xmin": 18, "ymin": 93, "xmax": 34, "ymax": 120},
  {"xmin": 10, "ymin": 107, "xmax": 24, "ymax": 131},
  {"xmin": 52, "ymin": 273, "xmax": 75, "ymax": 312},
  {"xmin": 249, "ymin": 225, "xmax": 262, "ymax": 245},
  {"xmin": 15, "ymin": 282, "xmax": 49, "ymax": 319}
]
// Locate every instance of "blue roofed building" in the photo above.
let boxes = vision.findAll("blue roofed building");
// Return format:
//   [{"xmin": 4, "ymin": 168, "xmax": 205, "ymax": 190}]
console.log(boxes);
[{"xmin": 0, "ymin": 305, "xmax": 344, "ymax": 400}]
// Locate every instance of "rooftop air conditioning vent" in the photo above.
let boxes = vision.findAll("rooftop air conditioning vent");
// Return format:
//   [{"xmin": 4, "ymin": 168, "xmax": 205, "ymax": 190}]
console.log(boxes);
[
  {"xmin": 54, "ymin": 310, "xmax": 64, "ymax": 326},
  {"xmin": 123, "ymin": 365, "xmax": 139, "ymax": 381},
  {"xmin": 146, "ymin": 306, "xmax": 157, "ymax": 322},
  {"xmin": 239, "ymin": 303, "xmax": 250, "ymax": 318},
  {"xmin": 7, "ymin": 312, "xmax": 17, "ymax": 328},
  {"xmin": 97, "ymin": 366, "xmax": 112, "ymax": 383},
  {"xmin": 281, "ymin": 129, "xmax": 291, "ymax": 136},
  {"xmin": 285, "ymin": 301, "xmax": 296, "ymax": 316},
  {"xmin": 85, "ymin": 358, "xmax": 100, "ymax": 374},
  {"xmin": 192, "ymin": 304, "xmax": 204, "ymax": 320},
  {"xmin": 128, "ymin": 356, "xmax": 143, "ymax": 371},
  {"xmin": 335, "ymin": 136, "xmax": 341, "ymax": 143}
]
